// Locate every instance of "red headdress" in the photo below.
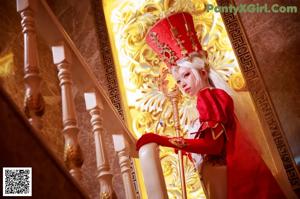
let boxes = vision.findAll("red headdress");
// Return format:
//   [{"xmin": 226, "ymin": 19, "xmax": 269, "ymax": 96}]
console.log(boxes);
[{"xmin": 146, "ymin": 12, "xmax": 203, "ymax": 68}]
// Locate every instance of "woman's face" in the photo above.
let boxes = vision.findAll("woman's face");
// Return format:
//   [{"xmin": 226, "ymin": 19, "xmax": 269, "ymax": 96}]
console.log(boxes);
[{"xmin": 172, "ymin": 67, "xmax": 208, "ymax": 96}]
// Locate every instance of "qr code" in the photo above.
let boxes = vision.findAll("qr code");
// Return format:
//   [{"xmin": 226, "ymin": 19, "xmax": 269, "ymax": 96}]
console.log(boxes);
[{"xmin": 3, "ymin": 167, "xmax": 32, "ymax": 196}]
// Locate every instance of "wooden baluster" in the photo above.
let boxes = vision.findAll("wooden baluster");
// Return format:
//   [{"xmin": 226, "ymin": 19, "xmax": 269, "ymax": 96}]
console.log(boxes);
[
  {"xmin": 51, "ymin": 44, "xmax": 83, "ymax": 181},
  {"xmin": 17, "ymin": 0, "xmax": 45, "ymax": 130},
  {"xmin": 139, "ymin": 143, "xmax": 168, "ymax": 199},
  {"xmin": 112, "ymin": 134, "xmax": 137, "ymax": 199},
  {"xmin": 84, "ymin": 92, "xmax": 115, "ymax": 199}
]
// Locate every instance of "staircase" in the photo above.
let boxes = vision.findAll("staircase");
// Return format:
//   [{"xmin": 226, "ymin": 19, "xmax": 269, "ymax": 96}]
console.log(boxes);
[
  {"xmin": 0, "ymin": 86, "xmax": 88, "ymax": 198},
  {"xmin": 1, "ymin": 0, "xmax": 138, "ymax": 198},
  {"xmin": 0, "ymin": 0, "xmax": 172, "ymax": 198}
]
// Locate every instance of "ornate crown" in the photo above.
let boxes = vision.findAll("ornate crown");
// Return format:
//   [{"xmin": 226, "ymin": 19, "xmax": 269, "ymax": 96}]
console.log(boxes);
[{"xmin": 146, "ymin": 12, "xmax": 203, "ymax": 68}]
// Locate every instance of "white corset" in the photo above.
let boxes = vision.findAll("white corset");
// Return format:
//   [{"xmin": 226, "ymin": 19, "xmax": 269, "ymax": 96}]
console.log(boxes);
[{"xmin": 188, "ymin": 119, "xmax": 203, "ymax": 169}]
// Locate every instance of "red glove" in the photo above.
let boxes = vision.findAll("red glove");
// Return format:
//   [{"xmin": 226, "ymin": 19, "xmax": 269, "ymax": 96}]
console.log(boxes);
[
  {"xmin": 136, "ymin": 132, "xmax": 225, "ymax": 155},
  {"xmin": 136, "ymin": 133, "xmax": 173, "ymax": 151}
]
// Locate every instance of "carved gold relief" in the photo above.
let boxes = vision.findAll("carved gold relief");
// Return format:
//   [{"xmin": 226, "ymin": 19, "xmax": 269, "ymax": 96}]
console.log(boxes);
[
  {"xmin": 104, "ymin": 0, "xmax": 246, "ymax": 198},
  {"xmin": 0, "ymin": 53, "xmax": 15, "ymax": 91},
  {"xmin": 24, "ymin": 90, "xmax": 45, "ymax": 117},
  {"xmin": 64, "ymin": 144, "xmax": 84, "ymax": 170},
  {"xmin": 100, "ymin": 191, "xmax": 110, "ymax": 199},
  {"xmin": 228, "ymin": 72, "xmax": 246, "ymax": 91},
  {"xmin": 0, "ymin": 53, "xmax": 14, "ymax": 77}
]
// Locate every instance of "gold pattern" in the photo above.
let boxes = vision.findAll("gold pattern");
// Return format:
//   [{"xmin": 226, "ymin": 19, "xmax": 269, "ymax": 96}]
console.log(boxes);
[
  {"xmin": 0, "ymin": 53, "xmax": 14, "ymax": 77},
  {"xmin": 24, "ymin": 91, "xmax": 45, "ymax": 117},
  {"xmin": 150, "ymin": 32, "xmax": 178, "ymax": 66},
  {"xmin": 169, "ymin": 137, "xmax": 187, "ymax": 148},
  {"xmin": 100, "ymin": 192, "xmax": 111, "ymax": 199},
  {"xmin": 167, "ymin": 16, "xmax": 188, "ymax": 57},
  {"xmin": 183, "ymin": 13, "xmax": 199, "ymax": 52},
  {"xmin": 228, "ymin": 72, "xmax": 246, "ymax": 91},
  {"xmin": 64, "ymin": 144, "xmax": 84, "ymax": 170}
]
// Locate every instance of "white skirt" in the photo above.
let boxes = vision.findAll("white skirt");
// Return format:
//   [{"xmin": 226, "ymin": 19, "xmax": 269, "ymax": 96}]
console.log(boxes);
[{"xmin": 198, "ymin": 161, "xmax": 227, "ymax": 199}]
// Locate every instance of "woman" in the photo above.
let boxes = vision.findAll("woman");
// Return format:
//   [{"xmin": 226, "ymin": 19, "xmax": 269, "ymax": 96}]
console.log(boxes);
[{"xmin": 136, "ymin": 12, "xmax": 286, "ymax": 199}]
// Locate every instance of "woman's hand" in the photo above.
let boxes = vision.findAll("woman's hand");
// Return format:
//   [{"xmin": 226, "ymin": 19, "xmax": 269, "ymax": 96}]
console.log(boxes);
[{"xmin": 136, "ymin": 133, "xmax": 188, "ymax": 151}]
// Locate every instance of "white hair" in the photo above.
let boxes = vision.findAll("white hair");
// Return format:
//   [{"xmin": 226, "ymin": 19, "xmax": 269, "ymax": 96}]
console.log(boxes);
[
  {"xmin": 177, "ymin": 55, "xmax": 206, "ymax": 70},
  {"xmin": 171, "ymin": 53, "xmax": 234, "ymax": 96},
  {"xmin": 171, "ymin": 65, "xmax": 201, "ymax": 82}
]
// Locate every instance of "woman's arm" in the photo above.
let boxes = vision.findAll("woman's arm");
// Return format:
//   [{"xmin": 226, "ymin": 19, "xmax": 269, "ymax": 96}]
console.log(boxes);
[{"xmin": 136, "ymin": 131, "xmax": 224, "ymax": 155}]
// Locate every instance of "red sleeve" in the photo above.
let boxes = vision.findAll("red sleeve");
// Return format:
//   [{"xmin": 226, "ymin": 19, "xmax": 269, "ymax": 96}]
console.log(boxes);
[
  {"xmin": 136, "ymin": 132, "xmax": 224, "ymax": 155},
  {"xmin": 197, "ymin": 88, "xmax": 234, "ymax": 125},
  {"xmin": 176, "ymin": 130, "xmax": 225, "ymax": 154},
  {"xmin": 196, "ymin": 88, "xmax": 234, "ymax": 139}
]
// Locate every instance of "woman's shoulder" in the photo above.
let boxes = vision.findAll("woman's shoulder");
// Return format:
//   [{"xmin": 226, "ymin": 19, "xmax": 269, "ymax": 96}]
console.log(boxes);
[
  {"xmin": 197, "ymin": 87, "xmax": 233, "ymax": 107},
  {"xmin": 198, "ymin": 87, "xmax": 230, "ymax": 96}
]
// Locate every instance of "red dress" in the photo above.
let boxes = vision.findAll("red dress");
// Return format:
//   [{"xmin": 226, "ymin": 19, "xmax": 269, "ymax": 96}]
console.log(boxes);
[{"xmin": 137, "ymin": 88, "xmax": 286, "ymax": 198}]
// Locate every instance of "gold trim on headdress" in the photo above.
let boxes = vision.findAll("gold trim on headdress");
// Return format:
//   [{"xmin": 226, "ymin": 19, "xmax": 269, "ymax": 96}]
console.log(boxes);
[{"xmin": 149, "ymin": 32, "xmax": 178, "ymax": 66}]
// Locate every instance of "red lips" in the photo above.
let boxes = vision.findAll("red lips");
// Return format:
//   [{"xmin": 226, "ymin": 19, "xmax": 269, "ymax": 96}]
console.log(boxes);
[{"xmin": 184, "ymin": 88, "xmax": 191, "ymax": 93}]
